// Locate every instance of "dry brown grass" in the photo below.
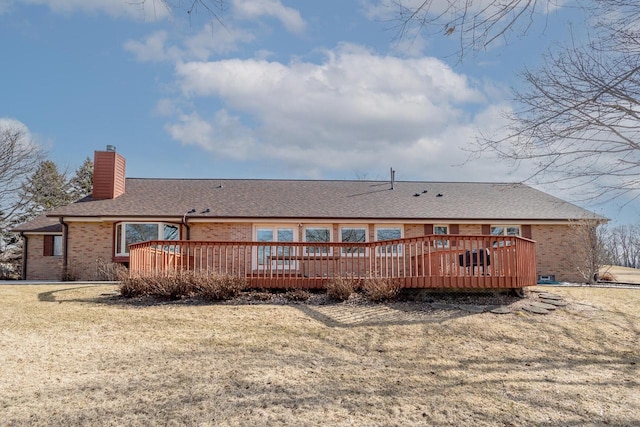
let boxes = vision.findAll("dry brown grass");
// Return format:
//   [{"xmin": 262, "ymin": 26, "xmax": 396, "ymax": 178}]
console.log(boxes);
[
  {"xmin": 601, "ymin": 265, "xmax": 640, "ymax": 284},
  {"xmin": 1, "ymin": 284, "xmax": 639, "ymax": 426}
]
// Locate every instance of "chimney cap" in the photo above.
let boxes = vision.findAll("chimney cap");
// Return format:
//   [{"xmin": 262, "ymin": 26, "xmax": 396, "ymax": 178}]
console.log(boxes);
[{"xmin": 106, "ymin": 145, "xmax": 116, "ymax": 152}]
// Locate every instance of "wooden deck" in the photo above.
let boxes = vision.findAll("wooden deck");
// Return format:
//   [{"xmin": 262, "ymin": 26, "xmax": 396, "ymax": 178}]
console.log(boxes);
[{"xmin": 128, "ymin": 235, "xmax": 537, "ymax": 289}]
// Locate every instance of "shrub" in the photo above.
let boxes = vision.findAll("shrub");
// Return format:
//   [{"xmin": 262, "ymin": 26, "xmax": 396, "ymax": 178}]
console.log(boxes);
[
  {"xmin": 95, "ymin": 258, "xmax": 128, "ymax": 281},
  {"xmin": 145, "ymin": 273, "xmax": 193, "ymax": 300},
  {"xmin": 120, "ymin": 272, "xmax": 197, "ymax": 300},
  {"xmin": 598, "ymin": 271, "xmax": 616, "ymax": 282},
  {"xmin": 362, "ymin": 277, "xmax": 399, "ymax": 302},
  {"xmin": 62, "ymin": 267, "xmax": 79, "ymax": 282},
  {"xmin": 283, "ymin": 289, "xmax": 311, "ymax": 302},
  {"xmin": 119, "ymin": 276, "xmax": 148, "ymax": 298},
  {"xmin": 197, "ymin": 274, "xmax": 247, "ymax": 301},
  {"xmin": 326, "ymin": 277, "xmax": 357, "ymax": 301}
]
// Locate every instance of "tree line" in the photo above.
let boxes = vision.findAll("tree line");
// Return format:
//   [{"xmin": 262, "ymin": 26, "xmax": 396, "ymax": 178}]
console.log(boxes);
[
  {"xmin": 603, "ymin": 224, "xmax": 640, "ymax": 269},
  {"xmin": 0, "ymin": 125, "xmax": 93, "ymax": 278}
]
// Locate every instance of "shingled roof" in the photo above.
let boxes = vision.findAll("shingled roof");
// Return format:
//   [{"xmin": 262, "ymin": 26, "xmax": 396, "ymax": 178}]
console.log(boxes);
[
  {"xmin": 34, "ymin": 178, "xmax": 602, "ymax": 222},
  {"xmin": 12, "ymin": 215, "xmax": 62, "ymax": 233}
]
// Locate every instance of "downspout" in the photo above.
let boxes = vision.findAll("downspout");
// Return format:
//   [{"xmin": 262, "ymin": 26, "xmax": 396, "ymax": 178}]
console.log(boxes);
[
  {"xmin": 59, "ymin": 217, "xmax": 69, "ymax": 280},
  {"xmin": 184, "ymin": 217, "xmax": 191, "ymax": 240},
  {"xmin": 182, "ymin": 209, "xmax": 195, "ymax": 241},
  {"xmin": 20, "ymin": 232, "xmax": 27, "ymax": 280}
]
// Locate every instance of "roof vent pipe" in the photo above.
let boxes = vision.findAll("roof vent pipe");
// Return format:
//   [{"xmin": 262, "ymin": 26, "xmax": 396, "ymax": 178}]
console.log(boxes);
[{"xmin": 390, "ymin": 167, "xmax": 395, "ymax": 190}]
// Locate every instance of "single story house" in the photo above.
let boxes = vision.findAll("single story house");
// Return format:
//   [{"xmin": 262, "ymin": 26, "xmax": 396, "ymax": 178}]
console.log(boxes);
[{"xmin": 14, "ymin": 147, "xmax": 605, "ymax": 288}]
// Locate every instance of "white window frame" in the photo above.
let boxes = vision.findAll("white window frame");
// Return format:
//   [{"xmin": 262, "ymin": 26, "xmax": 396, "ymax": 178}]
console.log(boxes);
[
  {"xmin": 375, "ymin": 226, "xmax": 403, "ymax": 255},
  {"xmin": 340, "ymin": 225, "xmax": 368, "ymax": 256},
  {"xmin": 303, "ymin": 225, "xmax": 333, "ymax": 256},
  {"xmin": 490, "ymin": 225, "xmax": 521, "ymax": 247},
  {"xmin": 115, "ymin": 222, "xmax": 180, "ymax": 256},
  {"xmin": 490, "ymin": 225, "xmax": 521, "ymax": 236},
  {"xmin": 434, "ymin": 224, "xmax": 449, "ymax": 248},
  {"xmin": 52, "ymin": 235, "xmax": 63, "ymax": 257},
  {"xmin": 253, "ymin": 225, "xmax": 298, "ymax": 270}
]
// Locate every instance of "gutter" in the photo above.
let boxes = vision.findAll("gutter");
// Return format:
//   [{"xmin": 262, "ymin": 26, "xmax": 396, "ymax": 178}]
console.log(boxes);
[
  {"xmin": 60, "ymin": 217, "xmax": 69, "ymax": 279},
  {"xmin": 20, "ymin": 232, "xmax": 27, "ymax": 280}
]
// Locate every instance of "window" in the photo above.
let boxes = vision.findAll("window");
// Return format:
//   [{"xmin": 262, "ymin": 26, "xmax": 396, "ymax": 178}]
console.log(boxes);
[
  {"xmin": 341, "ymin": 226, "xmax": 367, "ymax": 255},
  {"xmin": 490, "ymin": 225, "xmax": 520, "ymax": 247},
  {"xmin": 255, "ymin": 226, "xmax": 296, "ymax": 269},
  {"xmin": 115, "ymin": 222, "xmax": 180, "ymax": 256},
  {"xmin": 44, "ymin": 235, "xmax": 63, "ymax": 257},
  {"xmin": 53, "ymin": 235, "xmax": 63, "ymax": 256},
  {"xmin": 376, "ymin": 227, "xmax": 402, "ymax": 255},
  {"xmin": 304, "ymin": 227, "xmax": 332, "ymax": 255},
  {"xmin": 491, "ymin": 226, "xmax": 521, "ymax": 236},
  {"xmin": 434, "ymin": 225, "xmax": 449, "ymax": 248}
]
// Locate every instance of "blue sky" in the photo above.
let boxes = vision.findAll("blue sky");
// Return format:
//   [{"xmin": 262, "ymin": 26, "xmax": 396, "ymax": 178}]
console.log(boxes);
[{"xmin": 0, "ymin": 0, "xmax": 635, "ymax": 223}]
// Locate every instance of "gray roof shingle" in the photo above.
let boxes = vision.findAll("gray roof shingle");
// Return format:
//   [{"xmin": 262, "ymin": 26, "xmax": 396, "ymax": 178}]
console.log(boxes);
[
  {"xmin": 12, "ymin": 215, "xmax": 62, "ymax": 233},
  {"xmin": 37, "ymin": 178, "xmax": 602, "ymax": 222}
]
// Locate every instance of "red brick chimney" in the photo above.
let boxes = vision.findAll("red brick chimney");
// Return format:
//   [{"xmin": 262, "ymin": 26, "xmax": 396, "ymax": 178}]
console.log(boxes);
[{"xmin": 93, "ymin": 145, "xmax": 126, "ymax": 200}]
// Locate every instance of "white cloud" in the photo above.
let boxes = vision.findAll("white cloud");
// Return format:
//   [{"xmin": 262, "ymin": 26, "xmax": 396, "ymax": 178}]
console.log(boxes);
[
  {"xmin": 124, "ymin": 25, "xmax": 255, "ymax": 62},
  {"xmin": 164, "ymin": 44, "xmax": 528, "ymax": 181},
  {"xmin": 0, "ymin": 117, "xmax": 39, "ymax": 151},
  {"xmin": 233, "ymin": 0, "xmax": 306, "ymax": 34},
  {"xmin": 22, "ymin": 0, "xmax": 170, "ymax": 20},
  {"xmin": 124, "ymin": 31, "xmax": 177, "ymax": 62},
  {"xmin": 165, "ymin": 110, "xmax": 257, "ymax": 160}
]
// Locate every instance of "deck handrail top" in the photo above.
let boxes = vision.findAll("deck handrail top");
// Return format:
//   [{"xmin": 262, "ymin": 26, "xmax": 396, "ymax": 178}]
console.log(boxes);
[{"xmin": 129, "ymin": 234, "xmax": 535, "ymax": 250}]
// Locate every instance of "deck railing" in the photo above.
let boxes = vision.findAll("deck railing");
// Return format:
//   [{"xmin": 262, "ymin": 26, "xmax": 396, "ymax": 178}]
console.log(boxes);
[{"xmin": 128, "ymin": 235, "xmax": 537, "ymax": 289}]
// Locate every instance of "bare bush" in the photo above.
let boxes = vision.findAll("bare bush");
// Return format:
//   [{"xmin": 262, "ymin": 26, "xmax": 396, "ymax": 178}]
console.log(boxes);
[
  {"xmin": 362, "ymin": 277, "xmax": 399, "ymax": 302},
  {"xmin": 119, "ymin": 272, "xmax": 246, "ymax": 301},
  {"xmin": 326, "ymin": 277, "xmax": 357, "ymax": 301},
  {"xmin": 598, "ymin": 271, "xmax": 616, "ymax": 282},
  {"xmin": 196, "ymin": 274, "xmax": 246, "ymax": 301},
  {"xmin": 119, "ymin": 276, "xmax": 148, "ymax": 298},
  {"xmin": 95, "ymin": 258, "xmax": 128, "ymax": 281}
]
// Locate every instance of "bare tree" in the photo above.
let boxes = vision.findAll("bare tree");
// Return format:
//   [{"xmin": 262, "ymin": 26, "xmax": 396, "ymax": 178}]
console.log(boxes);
[
  {"xmin": 605, "ymin": 224, "xmax": 640, "ymax": 268},
  {"xmin": 137, "ymin": 0, "xmax": 227, "ymax": 24},
  {"xmin": 390, "ymin": 0, "xmax": 640, "ymax": 201},
  {"xmin": 390, "ymin": 0, "xmax": 560, "ymax": 59},
  {"xmin": 0, "ymin": 125, "xmax": 43, "ymax": 271},
  {"xmin": 0, "ymin": 127, "xmax": 43, "ymax": 225},
  {"xmin": 566, "ymin": 219, "xmax": 611, "ymax": 284},
  {"xmin": 476, "ymin": 0, "xmax": 640, "ymax": 200}
]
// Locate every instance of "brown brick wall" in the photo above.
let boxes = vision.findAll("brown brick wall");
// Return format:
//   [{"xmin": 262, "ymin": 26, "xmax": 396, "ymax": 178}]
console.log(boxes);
[
  {"xmin": 531, "ymin": 224, "xmax": 585, "ymax": 282},
  {"xmin": 190, "ymin": 223, "xmax": 252, "ymax": 241},
  {"xmin": 66, "ymin": 222, "xmax": 114, "ymax": 280},
  {"xmin": 25, "ymin": 235, "xmax": 63, "ymax": 280},
  {"xmin": 458, "ymin": 224, "xmax": 482, "ymax": 235},
  {"xmin": 404, "ymin": 224, "xmax": 424, "ymax": 238},
  {"xmin": 27, "ymin": 220, "xmax": 583, "ymax": 283}
]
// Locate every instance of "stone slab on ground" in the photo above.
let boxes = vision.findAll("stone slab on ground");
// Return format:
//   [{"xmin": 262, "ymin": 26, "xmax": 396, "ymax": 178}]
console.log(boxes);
[
  {"xmin": 540, "ymin": 298, "xmax": 568, "ymax": 306},
  {"xmin": 537, "ymin": 293, "xmax": 563, "ymax": 300},
  {"xmin": 529, "ymin": 301, "xmax": 558, "ymax": 310},
  {"xmin": 489, "ymin": 306, "xmax": 511, "ymax": 314},
  {"xmin": 522, "ymin": 305, "xmax": 550, "ymax": 314},
  {"xmin": 430, "ymin": 302, "xmax": 455, "ymax": 310},
  {"xmin": 459, "ymin": 305, "xmax": 486, "ymax": 313}
]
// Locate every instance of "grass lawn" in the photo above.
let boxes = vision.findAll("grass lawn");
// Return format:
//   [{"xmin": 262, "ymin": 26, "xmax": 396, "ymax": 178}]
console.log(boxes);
[
  {"xmin": 1, "ymin": 284, "xmax": 639, "ymax": 426},
  {"xmin": 602, "ymin": 265, "xmax": 640, "ymax": 284}
]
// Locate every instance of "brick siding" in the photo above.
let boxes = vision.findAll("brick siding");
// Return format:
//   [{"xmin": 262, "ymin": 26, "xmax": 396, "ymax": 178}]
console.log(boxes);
[
  {"xmin": 66, "ymin": 222, "xmax": 114, "ymax": 280},
  {"xmin": 25, "ymin": 235, "xmax": 63, "ymax": 280},
  {"xmin": 531, "ymin": 224, "xmax": 586, "ymax": 283},
  {"xmin": 23, "ymin": 220, "xmax": 587, "ymax": 283}
]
